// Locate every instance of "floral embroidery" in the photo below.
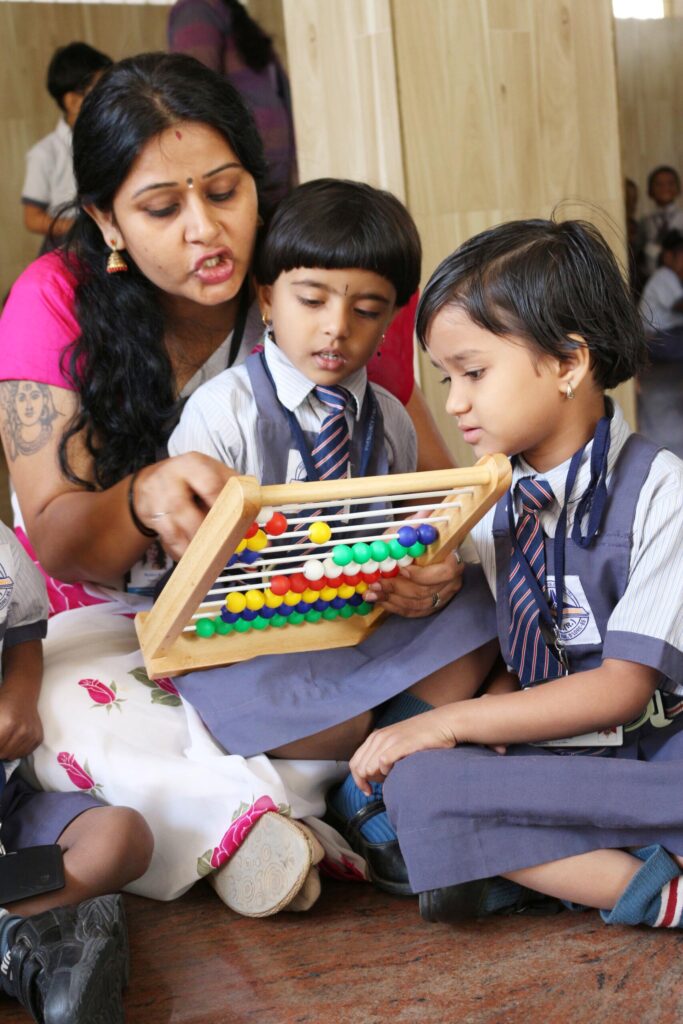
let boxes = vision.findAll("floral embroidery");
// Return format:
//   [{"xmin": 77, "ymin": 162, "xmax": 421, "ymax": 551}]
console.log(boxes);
[
  {"xmin": 57, "ymin": 752, "xmax": 103, "ymax": 798},
  {"xmin": 129, "ymin": 667, "xmax": 181, "ymax": 707},
  {"xmin": 196, "ymin": 795, "xmax": 290, "ymax": 877},
  {"xmin": 78, "ymin": 677, "xmax": 125, "ymax": 713}
]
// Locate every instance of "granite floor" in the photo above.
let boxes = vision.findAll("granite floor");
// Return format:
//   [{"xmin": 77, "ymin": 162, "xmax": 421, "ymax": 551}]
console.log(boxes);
[{"xmin": 2, "ymin": 878, "xmax": 683, "ymax": 1024}]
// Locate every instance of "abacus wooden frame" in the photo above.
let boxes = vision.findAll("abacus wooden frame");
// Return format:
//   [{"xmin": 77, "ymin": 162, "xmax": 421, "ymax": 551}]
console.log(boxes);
[{"xmin": 134, "ymin": 454, "xmax": 511, "ymax": 678}]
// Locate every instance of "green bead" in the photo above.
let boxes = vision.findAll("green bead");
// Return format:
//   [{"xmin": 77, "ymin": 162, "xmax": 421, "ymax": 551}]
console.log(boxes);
[
  {"xmin": 252, "ymin": 616, "xmax": 269, "ymax": 630},
  {"xmin": 289, "ymin": 611, "xmax": 305, "ymax": 625},
  {"xmin": 271, "ymin": 614, "xmax": 287, "ymax": 628},
  {"xmin": 195, "ymin": 617, "xmax": 216, "ymax": 638},
  {"xmin": 305, "ymin": 610, "xmax": 322, "ymax": 623},
  {"xmin": 322, "ymin": 607, "xmax": 339, "ymax": 620},
  {"xmin": 339, "ymin": 604, "xmax": 355, "ymax": 619},
  {"xmin": 332, "ymin": 544, "xmax": 353, "ymax": 566},
  {"xmin": 351, "ymin": 542, "xmax": 371, "ymax": 564},
  {"xmin": 356, "ymin": 601, "xmax": 372, "ymax": 616},
  {"xmin": 369, "ymin": 540, "xmax": 389, "ymax": 562},
  {"xmin": 234, "ymin": 618, "xmax": 251, "ymax": 633},
  {"xmin": 407, "ymin": 541, "xmax": 426, "ymax": 558},
  {"xmin": 213, "ymin": 618, "xmax": 233, "ymax": 635},
  {"xmin": 388, "ymin": 539, "xmax": 405, "ymax": 560}
]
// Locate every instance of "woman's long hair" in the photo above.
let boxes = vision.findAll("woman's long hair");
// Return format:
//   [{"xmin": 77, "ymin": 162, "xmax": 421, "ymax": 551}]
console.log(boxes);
[
  {"xmin": 223, "ymin": 0, "xmax": 275, "ymax": 70},
  {"xmin": 61, "ymin": 51, "xmax": 266, "ymax": 489}
]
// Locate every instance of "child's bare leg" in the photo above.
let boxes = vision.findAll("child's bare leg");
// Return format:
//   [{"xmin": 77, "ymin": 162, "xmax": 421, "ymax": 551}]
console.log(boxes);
[
  {"xmin": 5, "ymin": 805, "xmax": 154, "ymax": 916},
  {"xmin": 504, "ymin": 848, "xmax": 642, "ymax": 910},
  {"xmin": 409, "ymin": 639, "xmax": 499, "ymax": 707},
  {"xmin": 269, "ymin": 710, "xmax": 374, "ymax": 760}
]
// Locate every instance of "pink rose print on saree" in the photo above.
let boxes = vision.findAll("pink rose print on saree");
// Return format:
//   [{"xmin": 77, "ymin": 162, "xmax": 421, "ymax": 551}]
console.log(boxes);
[
  {"xmin": 129, "ymin": 667, "xmax": 181, "ymax": 707},
  {"xmin": 196, "ymin": 796, "xmax": 291, "ymax": 877},
  {"xmin": 57, "ymin": 753, "xmax": 103, "ymax": 798},
  {"xmin": 78, "ymin": 677, "xmax": 125, "ymax": 713}
]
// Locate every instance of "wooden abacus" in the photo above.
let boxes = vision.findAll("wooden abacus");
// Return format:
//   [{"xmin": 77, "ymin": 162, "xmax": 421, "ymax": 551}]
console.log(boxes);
[{"xmin": 135, "ymin": 454, "xmax": 511, "ymax": 678}]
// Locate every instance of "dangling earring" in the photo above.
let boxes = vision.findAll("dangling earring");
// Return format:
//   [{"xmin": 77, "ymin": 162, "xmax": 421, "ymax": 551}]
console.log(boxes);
[
  {"xmin": 106, "ymin": 239, "xmax": 128, "ymax": 274},
  {"xmin": 565, "ymin": 381, "xmax": 576, "ymax": 400},
  {"xmin": 261, "ymin": 312, "xmax": 274, "ymax": 341}
]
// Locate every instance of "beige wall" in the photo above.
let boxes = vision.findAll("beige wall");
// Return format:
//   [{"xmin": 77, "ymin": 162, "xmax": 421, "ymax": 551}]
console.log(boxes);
[
  {"xmin": 283, "ymin": 0, "xmax": 632, "ymax": 463},
  {"xmin": 1, "ymin": 2, "xmax": 170, "ymax": 297},
  {"xmin": 616, "ymin": 16, "xmax": 683, "ymax": 212}
]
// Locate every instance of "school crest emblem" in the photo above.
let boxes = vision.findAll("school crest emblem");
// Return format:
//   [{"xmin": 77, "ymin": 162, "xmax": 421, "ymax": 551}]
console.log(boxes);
[
  {"xmin": 0, "ymin": 561, "xmax": 14, "ymax": 612},
  {"xmin": 546, "ymin": 575, "xmax": 601, "ymax": 646}
]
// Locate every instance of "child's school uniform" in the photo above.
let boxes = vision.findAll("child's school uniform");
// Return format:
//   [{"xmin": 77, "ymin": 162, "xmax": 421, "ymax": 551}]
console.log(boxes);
[
  {"xmin": 384, "ymin": 402, "xmax": 683, "ymax": 893},
  {"xmin": 640, "ymin": 202, "xmax": 683, "ymax": 277},
  {"xmin": 21, "ymin": 120, "xmax": 76, "ymax": 219},
  {"xmin": 0, "ymin": 522, "xmax": 101, "ymax": 853},
  {"xmin": 167, "ymin": 339, "xmax": 498, "ymax": 756},
  {"xmin": 637, "ymin": 266, "xmax": 683, "ymax": 459}
]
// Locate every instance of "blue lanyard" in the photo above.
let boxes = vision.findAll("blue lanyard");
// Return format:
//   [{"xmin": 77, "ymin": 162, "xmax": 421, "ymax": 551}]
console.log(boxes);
[
  {"xmin": 506, "ymin": 412, "xmax": 612, "ymax": 664},
  {"xmin": 258, "ymin": 352, "xmax": 378, "ymax": 481}
]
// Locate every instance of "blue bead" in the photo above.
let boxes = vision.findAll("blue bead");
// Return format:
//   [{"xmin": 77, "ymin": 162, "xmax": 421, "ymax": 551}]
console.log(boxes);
[
  {"xmin": 397, "ymin": 525, "xmax": 419, "ymax": 548},
  {"xmin": 313, "ymin": 599, "xmax": 328, "ymax": 612},
  {"xmin": 259, "ymin": 606, "xmax": 276, "ymax": 619},
  {"xmin": 220, "ymin": 610, "xmax": 239, "ymax": 623},
  {"xmin": 278, "ymin": 604, "xmax": 293, "ymax": 617},
  {"xmin": 295, "ymin": 601, "xmax": 309, "ymax": 614},
  {"xmin": 242, "ymin": 609, "xmax": 258, "ymax": 621},
  {"xmin": 417, "ymin": 523, "xmax": 439, "ymax": 545},
  {"xmin": 227, "ymin": 554, "xmax": 238, "ymax": 567},
  {"xmin": 331, "ymin": 597, "xmax": 345, "ymax": 609},
  {"xmin": 349, "ymin": 594, "xmax": 363, "ymax": 606},
  {"xmin": 240, "ymin": 549, "xmax": 260, "ymax": 565}
]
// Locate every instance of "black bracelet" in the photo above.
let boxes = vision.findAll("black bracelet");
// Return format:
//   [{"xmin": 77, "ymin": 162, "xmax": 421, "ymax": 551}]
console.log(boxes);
[{"xmin": 128, "ymin": 471, "xmax": 158, "ymax": 539}]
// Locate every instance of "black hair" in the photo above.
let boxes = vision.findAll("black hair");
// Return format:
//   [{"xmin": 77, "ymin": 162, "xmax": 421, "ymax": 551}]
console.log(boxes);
[
  {"xmin": 46, "ymin": 42, "xmax": 113, "ymax": 110},
  {"xmin": 416, "ymin": 218, "xmax": 647, "ymax": 390},
  {"xmin": 222, "ymin": 0, "xmax": 275, "ymax": 70},
  {"xmin": 647, "ymin": 164, "xmax": 681, "ymax": 198},
  {"xmin": 61, "ymin": 51, "xmax": 266, "ymax": 490},
  {"xmin": 661, "ymin": 228, "xmax": 683, "ymax": 256},
  {"xmin": 254, "ymin": 178, "xmax": 421, "ymax": 307}
]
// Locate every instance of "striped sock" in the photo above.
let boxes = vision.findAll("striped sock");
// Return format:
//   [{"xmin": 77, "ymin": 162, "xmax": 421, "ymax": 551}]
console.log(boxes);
[{"xmin": 601, "ymin": 845, "xmax": 683, "ymax": 928}]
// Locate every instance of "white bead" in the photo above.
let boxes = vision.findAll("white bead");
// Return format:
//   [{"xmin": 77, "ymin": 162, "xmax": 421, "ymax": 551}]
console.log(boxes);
[
  {"xmin": 398, "ymin": 555, "xmax": 413, "ymax": 567},
  {"xmin": 363, "ymin": 559, "xmax": 379, "ymax": 573},
  {"xmin": 303, "ymin": 558, "xmax": 325, "ymax": 581},
  {"xmin": 381, "ymin": 557, "xmax": 397, "ymax": 571},
  {"xmin": 342, "ymin": 561, "xmax": 360, "ymax": 576},
  {"xmin": 323, "ymin": 558, "xmax": 344, "ymax": 579}
]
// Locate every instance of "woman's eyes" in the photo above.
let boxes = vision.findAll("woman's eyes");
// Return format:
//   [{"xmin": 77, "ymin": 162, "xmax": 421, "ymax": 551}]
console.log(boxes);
[
  {"xmin": 144, "ymin": 187, "xmax": 237, "ymax": 218},
  {"xmin": 464, "ymin": 368, "xmax": 485, "ymax": 380}
]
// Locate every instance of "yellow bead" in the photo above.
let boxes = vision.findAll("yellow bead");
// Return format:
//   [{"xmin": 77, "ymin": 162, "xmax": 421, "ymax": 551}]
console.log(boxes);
[
  {"xmin": 320, "ymin": 586, "xmax": 338, "ymax": 602},
  {"xmin": 302, "ymin": 588, "xmax": 319, "ymax": 603},
  {"xmin": 338, "ymin": 583, "xmax": 355, "ymax": 599},
  {"xmin": 283, "ymin": 591, "xmax": 301, "ymax": 606},
  {"xmin": 235, "ymin": 539, "xmax": 247, "ymax": 553},
  {"xmin": 225, "ymin": 591, "xmax": 247, "ymax": 613},
  {"xmin": 246, "ymin": 529, "xmax": 268, "ymax": 552},
  {"xmin": 245, "ymin": 589, "xmax": 265, "ymax": 611},
  {"xmin": 308, "ymin": 521, "xmax": 332, "ymax": 545},
  {"xmin": 264, "ymin": 589, "xmax": 283, "ymax": 608},
  {"xmin": 356, "ymin": 581, "xmax": 368, "ymax": 594}
]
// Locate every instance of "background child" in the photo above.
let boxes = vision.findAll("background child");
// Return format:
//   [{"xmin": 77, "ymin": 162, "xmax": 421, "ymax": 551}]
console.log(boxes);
[
  {"xmin": 168, "ymin": 178, "xmax": 499, "ymax": 897},
  {"xmin": 351, "ymin": 218, "xmax": 683, "ymax": 931},
  {"xmin": 21, "ymin": 42, "xmax": 112, "ymax": 253},
  {"xmin": 639, "ymin": 164, "xmax": 683, "ymax": 278},
  {"xmin": 0, "ymin": 518, "xmax": 153, "ymax": 1023}
]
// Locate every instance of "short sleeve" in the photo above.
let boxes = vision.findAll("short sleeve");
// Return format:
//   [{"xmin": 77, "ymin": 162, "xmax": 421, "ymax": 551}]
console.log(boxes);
[
  {"xmin": 21, "ymin": 140, "xmax": 51, "ymax": 209},
  {"xmin": 372, "ymin": 385, "xmax": 418, "ymax": 474},
  {"xmin": 0, "ymin": 253, "xmax": 79, "ymax": 389},
  {"xmin": 366, "ymin": 291, "xmax": 417, "ymax": 406},
  {"xmin": 168, "ymin": 371, "xmax": 253, "ymax": 473},
  {"xmin": 0, "ymin": 524, "xmax": 48, "ymax": 648}
]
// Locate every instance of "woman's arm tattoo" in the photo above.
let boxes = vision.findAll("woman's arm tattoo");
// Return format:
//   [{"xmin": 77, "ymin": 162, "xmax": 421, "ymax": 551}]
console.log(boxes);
[{"xmin": 0, "ymin": 381, "xmax": 62, "ymax": 461}]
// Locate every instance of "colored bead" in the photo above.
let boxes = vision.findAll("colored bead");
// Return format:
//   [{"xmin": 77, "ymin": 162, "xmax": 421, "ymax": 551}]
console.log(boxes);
[
  {"xmin": 220, "ymin": 609, "xmax": 239, "ymax": 624},
  {"xmin": 278, "ymin": 604, "xmax": 293, "ymax": 617},
  {"xmin": 302, "ymin": 588, "xmax": 319, "ymax": 604},
  {"xmin": 382, "ymin": 557, "xmax": 397, "ymax": 571},
  {"xmin": 235, "ymin": 539, "xmax": 247, "ymax": 554},
  {"xmin": 245, "ymin": 589, "xmax": 265, "ymax": 611},
  {"xmin": 195, "ymin": 617, "xmax": 216, "ymax": 638},
  {"xmin": 240, "ymin": 549, "xmax": 261, "ymax": 565},
  {"xmin": 305, "ymin": 609, "xmax": 322, "ymax": 624},
  {"xmin": 320, "ymin": 586, "xmax": 338, "ymax": 602},
  {"xmin": 363, "ymin": 559, "xmax": 379, "ymax": 573},
  {"xmin": 295, "ymin": 602, "xmax": 309, "ymax": 614},
  {"xmin": 289, "ymin": 573, "xmax": 308, "ymax": 593},
  {"xmin": 313, "ymin": 599, "xmax": 328, "ymax": 612},
  {"xmin": 234, "ymin": 618, "xmax": 251, "ymax": 633},
  {"xmin": 388, "ymin": 539, "xmax": 406, "ymax": 560},
  {"xmin": 264, "ymin": 589, "xmax": 283, "ymax": 609},
  {"xmin": 252, "ymin": 616, "xmax": 269, "ymax": 630},
  {"xmin": 342, "ymin": 562, "xmax": 360, "ymax": 577},
  {"xmin": 307, "ymin": 577, "xmax": 326, "ymax": 591},
  {"xmin": 361, "ymin": 570, "xmax": 380, "ymax": 584},
  {"xmin": 244, "ymin": 523, "xmax": 259, "ymax": 539},
  {"xmin": 337, "ymin": 583, "xmax": 355, "ymax": 599},
  {"xmin": 260, "ymin": 606, "xmax": 276, "ymax": 619},
  {"xmin": 269, "ymin": 575, "xmax": 290, "ymax": 596},
  {"xmin": 242, "ymin": 609, "xmax": 258, "ymax": 622},
  {"xmin": 303, "ymin": 559, "xmax": 325, "ymax": 581},
  {"xmin": 331, "ymin": 597, "xmax": 346, "ymax": 609},
  {"xmin": 351, "ymin": 542, "xmax": 371, "ymax": 564},
  {"xmin": 417, "ymin": 523, "xmax": 439, "ymax": 545},
  {"xmin": 246, "ymin": 529, "xmax": 268, "ymax": 552},
  {"xmin": 323, "ymin": 558, "xmax": 343, "ymax": 579},
  {"xmin": 356, "ymin": 601, "xmax": 373, "ymax": 615},
  {"xmin": 340, "ymin": 604, "xmax": 355, "ymax": 619},
  {"xmin": 397, "ymin": 525, "xmax": 419, "ymax": 548},
  {"xmin": 322, "ymin": 607, "xmax": 339, "ymax": 620},
  {"xmin": 382, "ymin": 565, "xmax": 400, "ymax": 578},
  {"xmin": 398, "ymin": 555, "xmax": 413, "ymax": 567},
  {"xmin": 369, "ymin": 540, "xmax": 389, "ymax": 562},
  {"xmin": 265, "ymin": 512, "xmax": 288, "ymax": 536},
  {"xmin": 289, "ymin": 611, "xmax": 305, "ymax": 625},
  {"xmin": 309, "ymin": 521, "xmax": 332, "ymax": 545},
  {"xmin": 342, "ymin": 572, "xmax": 361, "ymax": 586},
  {"xmin": 271, "ymin": 614, "xmax": 287, "ymax": 628},
  {"xmin": 356, "ymin": 581, "xmax": 368, "ymax": 594},
  {"xmin": 284, "ymin": 591, "xmax": 301, "ymax": 606},
  {"xmin": 349, "ymin": 594, "xmax": 363, "ymax": 606},
  {"xmin": 407, "ymin": 541, "xmax": 426, "ymax": 558},
  {"xmin": 214, "ymin": 617, "xmax": 232, "ymax": 635},
  {"xmin": 225, "ymin": 592, "xmax": 247, "ymax": 614},
  {"xmin": 332, "ymin": 545, "xmax": 353, "ymax": 566}
]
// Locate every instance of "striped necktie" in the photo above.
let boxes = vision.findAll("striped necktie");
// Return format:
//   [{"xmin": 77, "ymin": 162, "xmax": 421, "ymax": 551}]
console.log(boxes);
[
  {"xmin": 508, "ymin": 477, "xmax": 565, "ymax": 687},
  {"xmin": 311, "ymin": 385, "xmax": 351, "ymax": 480}
]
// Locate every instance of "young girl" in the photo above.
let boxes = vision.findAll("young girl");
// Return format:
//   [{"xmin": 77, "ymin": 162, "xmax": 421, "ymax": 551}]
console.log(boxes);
[
  {"xmin": 350, "ymin": 218, "xmax": 683, "ymax": 929},
  {"xmin": 168, "ymin": 178, "xmax": 500, "ymax": 890}
]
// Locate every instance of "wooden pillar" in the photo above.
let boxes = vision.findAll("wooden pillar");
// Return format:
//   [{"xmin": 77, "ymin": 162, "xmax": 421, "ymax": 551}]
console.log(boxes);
[{"xmin": 282, "ymin": 0, "xmax": 633, "ymax": 463}]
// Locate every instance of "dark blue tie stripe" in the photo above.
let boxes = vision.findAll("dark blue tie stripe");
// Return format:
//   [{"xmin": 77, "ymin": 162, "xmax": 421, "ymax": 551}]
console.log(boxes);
[{"xmin": 312, "ymin": 386, "xmax": 351, "ymax": 481}]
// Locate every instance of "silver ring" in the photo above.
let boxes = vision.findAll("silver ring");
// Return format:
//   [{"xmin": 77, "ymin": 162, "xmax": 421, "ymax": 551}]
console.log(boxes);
[
  {"xmin": 150, "ymin": 512, "xmax": 167, "ymax": 521},
  {"xmin": 454, "ymin": 551, "xmax": 463, "ymax": 564},
  {"xmin": 431, "ymin": 591, "xmax": 441, "ymax": 609}
]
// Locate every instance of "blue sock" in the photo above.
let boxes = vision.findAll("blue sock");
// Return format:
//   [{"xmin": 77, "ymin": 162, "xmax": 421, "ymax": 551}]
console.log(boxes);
[
  {"xmin": 331, "ymin": 693, "xmax": 433, "ymax": 844},
  {"xmin": 601, "ymin": 845, "xmax": 683, "ymax": 928},
  {"xmin": 0, "ymin": 908, "xmax": 21, "ymax": 997}
]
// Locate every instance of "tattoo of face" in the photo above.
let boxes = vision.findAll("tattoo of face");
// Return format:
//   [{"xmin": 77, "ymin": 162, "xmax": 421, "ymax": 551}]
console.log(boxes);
[{"xmin": 0, "ymin": 381, "xmax": 62, "ymax": 460}]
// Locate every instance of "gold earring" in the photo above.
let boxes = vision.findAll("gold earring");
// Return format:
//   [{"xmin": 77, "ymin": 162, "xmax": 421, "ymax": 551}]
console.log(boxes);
[
  {"xmin": 261, "ymin": 312, "xmax": 274, "ymax": 341},
  {"xmin": 565, "ymin": 381, "xmax": 576, "ymax": 400},
  {"xmin": 106, "ymin": 239, "xmax": 128, "ymax": 274}
]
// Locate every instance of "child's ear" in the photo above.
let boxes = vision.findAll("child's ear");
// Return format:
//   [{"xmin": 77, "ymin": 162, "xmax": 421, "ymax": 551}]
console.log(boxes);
[
  {"xmin": 557, "ymin": 334, "xmax": 592, "ymax": 398},
  {"xmin": 83, "ymin": 205, "xmax": 124, "ymax": 252},
  {"xmin": 256, "ymin": 283, "xmax": 273, "ymax": 322}
]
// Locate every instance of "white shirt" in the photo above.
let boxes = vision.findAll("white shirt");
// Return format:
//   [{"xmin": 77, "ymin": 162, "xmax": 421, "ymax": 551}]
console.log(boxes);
[
  {"xmin": 22, "ymin": 119, "xmax": 76, "ymax": 216},
  {"xmin": 639, "ymin": 266, "xmax": 683, "ymax": 334}
]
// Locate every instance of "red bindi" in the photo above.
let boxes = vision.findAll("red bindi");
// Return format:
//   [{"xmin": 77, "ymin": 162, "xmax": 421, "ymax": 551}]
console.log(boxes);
[{"xmin": 175, "ymin": 130, "xmax": 182, "ymax": 140}]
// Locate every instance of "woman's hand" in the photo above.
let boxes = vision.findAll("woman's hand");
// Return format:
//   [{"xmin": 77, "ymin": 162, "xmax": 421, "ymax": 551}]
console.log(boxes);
[
  {"xmin": 363, "ymin": 551, "xmax": 464, "ymax": 617},
  {"xmin": 132, "ymin": 453, "xmax": 237, "ymax": 561},
  {"xmin": 349, "ymin": 708, "xmax": 458, "ymax": 794}
]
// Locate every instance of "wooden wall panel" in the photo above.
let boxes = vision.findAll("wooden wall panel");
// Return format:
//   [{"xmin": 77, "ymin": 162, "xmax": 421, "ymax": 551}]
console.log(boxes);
[{"xmin": 0, "ymin": 2, "xmax": 170, "ymax": 298}]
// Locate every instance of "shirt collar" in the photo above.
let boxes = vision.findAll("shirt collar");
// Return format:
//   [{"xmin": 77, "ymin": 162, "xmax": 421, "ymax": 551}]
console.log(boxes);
[
  {"xmin": 511, "ymin": 399, "xmax": 631, "ymax": 513},
  {"xmin": 263, "ymin": 337, "xmax": 366, "ymax": 418},
  {"xmin": 56, "ymin": 118, "xmax": 73, "ymax": 144}
]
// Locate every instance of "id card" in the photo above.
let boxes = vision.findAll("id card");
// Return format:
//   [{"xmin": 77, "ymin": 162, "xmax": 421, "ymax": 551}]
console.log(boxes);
[{"xmin": 534, "ymin": 726, "xmax": 623, "ymax": 748}]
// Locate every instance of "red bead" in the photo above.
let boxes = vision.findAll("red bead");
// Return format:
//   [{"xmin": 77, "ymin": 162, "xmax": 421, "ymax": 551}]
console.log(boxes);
[
  {"xmin": 342, "ymin": 573, "xmax": 361, "ymax": 586},
  {"xmin": 289, "ymin": 573, "xmax": 308, "ymax": 593},
  {"xmin": 265, "ymin": 512, "xmax": 288, "ymax": 536},
  {"xmin": 306, "ymin": 577, "xmax": 327, "ymax": 591},
  {"xmin": 361, "ymin": 570, "xmax": 381, "ymax": 584},
  {"xmin": 381, "ymin": 565, "xmax": 400, "ymax": 578},
  {"xmin": 244, "ymin": 522, "xmax": 259, "ymax": 539},
  {"xmin": 270, "ymin": 574, "xmax": 290, "ymax": 596}
]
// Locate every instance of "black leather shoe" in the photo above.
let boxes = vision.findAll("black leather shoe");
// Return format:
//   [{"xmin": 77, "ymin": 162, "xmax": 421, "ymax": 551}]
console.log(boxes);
[
  {"xmin": 5, "ymin": 896, "xmax": 129, "ymax": 1024},
  {"xmin": 419, "ymin": 878, "xmax": 564, "ymax": 923},
  {"xmin": 325, "ymin": 791, "xmax": 413, "ymax": 896}
]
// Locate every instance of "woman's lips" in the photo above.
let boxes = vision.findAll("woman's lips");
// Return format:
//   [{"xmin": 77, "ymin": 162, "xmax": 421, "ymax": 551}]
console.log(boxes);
[{"xmin": 193, "ymin": 251, "xmax": 235, "ymax": 284}]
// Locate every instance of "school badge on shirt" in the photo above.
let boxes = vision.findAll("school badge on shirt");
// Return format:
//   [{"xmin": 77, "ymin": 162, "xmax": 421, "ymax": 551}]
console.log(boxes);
[
  {"xmin": 0, "ymin": 561, "xmax": 14, "ymax": 612},
  {"xmin": 546, "ymin": 575, "xmax": 602, "ymax": 646}
]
